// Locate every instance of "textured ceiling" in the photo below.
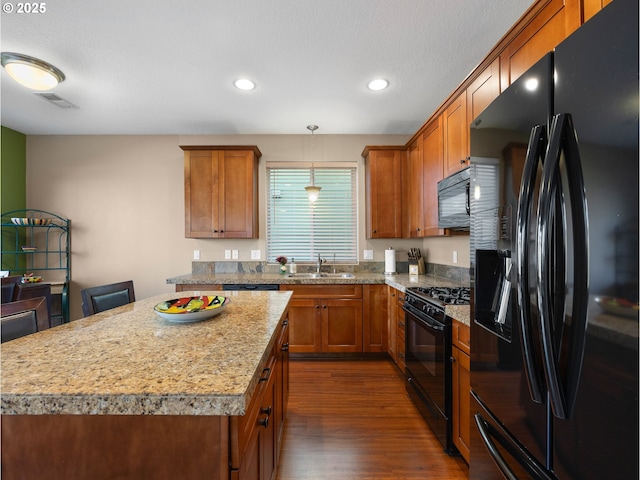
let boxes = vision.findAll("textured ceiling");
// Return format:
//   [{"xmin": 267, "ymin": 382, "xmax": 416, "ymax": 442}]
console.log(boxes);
[{"xmin": 0, "ymin": 0, "xmax": 533, "ymax": 135}]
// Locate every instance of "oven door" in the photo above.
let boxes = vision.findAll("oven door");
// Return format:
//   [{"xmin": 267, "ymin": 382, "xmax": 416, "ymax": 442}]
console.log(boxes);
[{"xmin": 404, "ymin": 303, "xmax": 453, "ymax": 452}]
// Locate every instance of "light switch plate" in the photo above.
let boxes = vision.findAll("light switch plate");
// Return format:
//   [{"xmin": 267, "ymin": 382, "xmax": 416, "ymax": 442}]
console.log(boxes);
[
  {"xmin": 232, "ymin": 250, "xmax": 239, "ymax": 260},
  {"xmin": 224, "ymin": 250, "xmax": 231, "ymax": 259},
  {"xmin": 452, "ymin": 251, "xmax": 458, "ymax": 264},
  {"xmin": 193, "ymin": 249, "xmax": 201, "ymax": 260},
  {"xmin": 363, "ymin": 249, "xmax": 374, "ymax": 260},
  {"xmin": 251, "ymin": 250, "xmax": 261, "ymax": 260}
]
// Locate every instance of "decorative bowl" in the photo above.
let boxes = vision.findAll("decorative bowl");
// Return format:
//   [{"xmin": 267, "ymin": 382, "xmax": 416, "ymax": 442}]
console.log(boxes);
[
  {"xmin": 11, "ymin": 218, "xmax": 52, "ymax": 226},
  {"xmin": 154, "ymin": 295, "xmax": 230, "ymax": 323},
  {"xmin": 595, "ymin": 296, "xmax": 639, "ymax": 319},
  {"xmin": 21, "ymin": 274, "xmax": 43, "ymax": 283}
]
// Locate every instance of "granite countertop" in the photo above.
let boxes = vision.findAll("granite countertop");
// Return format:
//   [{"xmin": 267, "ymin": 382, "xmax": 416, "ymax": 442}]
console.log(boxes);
[
  {"xmin": 1, "ymin": 290, "xmax": 292, "ymax": 417},
  {"xmin": 166, "ymin": 271, "xmax": 470, "ymax": 324}
]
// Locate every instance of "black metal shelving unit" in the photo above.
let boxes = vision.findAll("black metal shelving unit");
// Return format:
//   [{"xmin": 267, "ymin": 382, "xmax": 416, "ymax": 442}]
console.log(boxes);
[{"xmin": 1, "ymin": 209, "xmax": 71, "ymax": 324}]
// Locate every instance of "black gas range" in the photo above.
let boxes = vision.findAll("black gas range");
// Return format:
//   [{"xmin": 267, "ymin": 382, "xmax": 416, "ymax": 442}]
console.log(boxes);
[{"xmin": 403, "ymin": 286, "xmax": 470, "ymax": 455}]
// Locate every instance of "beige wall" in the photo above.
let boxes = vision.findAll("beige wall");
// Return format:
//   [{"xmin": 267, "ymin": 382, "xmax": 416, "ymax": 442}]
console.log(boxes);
[{"xmin": 26, "ymin": 134, "xmax": 469, "ymax": 320}]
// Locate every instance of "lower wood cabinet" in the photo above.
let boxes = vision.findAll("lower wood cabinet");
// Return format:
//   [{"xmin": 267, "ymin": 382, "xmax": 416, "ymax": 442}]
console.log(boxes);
[
  {"xmin": 231, "ymin": 317, "xmax": 289, "ymax": 480},
  {"xmin": 452, "ymin": 319, "xmax": 471, "ymax": 463},
  {"xmin": 363, "ymin": 284, "xmax": 388, "ymax": 352},
  {"xmin": 281, "ymin": 285, "xmax": 363, "ymax": 353}
]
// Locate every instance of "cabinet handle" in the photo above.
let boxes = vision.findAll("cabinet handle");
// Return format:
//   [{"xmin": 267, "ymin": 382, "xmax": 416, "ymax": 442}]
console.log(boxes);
[
  {"xmin": 451, "ymin": 355, "xmax": 456, "ymax": 363},
  {"xmin": 283, "ymin": 320, "xmax": 289, "ymax": 326},
  {"xmin": 259, "ymin": 367, "xmax": 271, "ymax": 382},
  {"xmin": 261, "ymin": 406, "xmax": 272, "ymax": 416},
  {"xmin": 460, "ymin": 159, "xmax": 466, "ymax": 164},
  {"xmin": 281, "ymin": 342, "xmax": 289, "ymax": 352},
  {"xmin": 398, "ymin": 352, "xmax": 404, "ymax": 359},
  {"xmin": 315, "ymin": 305, "xmax": 321, "ymax": 309},
  {"xmin": 398, "ymin": 321, "xmax": 404, "ymax": 327},
  {"xmin": 258, "ymin": 415, "xmax": 269, "ymax": 428}
]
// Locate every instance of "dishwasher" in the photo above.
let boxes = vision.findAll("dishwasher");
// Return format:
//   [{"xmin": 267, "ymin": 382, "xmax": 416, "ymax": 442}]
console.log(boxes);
[{"xmin": 222, "ymin": 284, "xmax": 279, "ymax": 291}]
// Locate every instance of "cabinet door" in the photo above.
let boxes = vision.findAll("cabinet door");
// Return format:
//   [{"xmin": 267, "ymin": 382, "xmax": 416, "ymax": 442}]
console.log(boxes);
[
  {"xmin": 466, "ymin": 57, "xmax": 501, "ymax": 128},
  {"xmin": 443, "ymin": 93, "xmax": 469, "ymax": 176},
  {"xmin": 363, "ymin": 284, "xmax": 388, "ymax": 352},
  {"xmin": 387, "ymin": 287, "xmax": 398, "ymax": 361},
  {"xmin": 452, "ymin": 345, "xmax": 471, "ymax": 463},
  {"xmin": 184, "ymin": 149, "xmax": 221, "ymax": 238},
  {"xmin": 396, "ymin": 291, "xmax": 406, "ymax": 373},
  {"xmin": 322, "ymin": 299, "xmax": 363, "ymax": 353},
  {"xmin": 421, "ymin": 116, "xmax": 445, "ymax": 236},
  {"xmin": 406, "ymin": 138, "xmax": 424, "ymax": 237},
  {"xmin": 219, "ymin": 150, "xmax": 258, "ymax": 238},
  {"xmin": 287, "ymin": 298, "xmax": 322, "ymax": 353},
  {"xmin": 582, "ymin": 0, "xmax": 612, "ymax": 22},
  {"xmin": 260, "ymin": 366, "xmax": 277, "ymax": 480},
  {"xmin": 364, "ymin": 148, "xmax": 403, "ymax": 238},
  {"xmin": 500, "ymin": 0, "xmax": 577, "ymax": 90}
]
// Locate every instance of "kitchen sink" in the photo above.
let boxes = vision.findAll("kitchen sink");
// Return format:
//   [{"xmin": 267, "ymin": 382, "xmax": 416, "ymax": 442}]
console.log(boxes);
[{"xmin": 286, "ymin": 272, "xmax": 355, "ymax": 279}]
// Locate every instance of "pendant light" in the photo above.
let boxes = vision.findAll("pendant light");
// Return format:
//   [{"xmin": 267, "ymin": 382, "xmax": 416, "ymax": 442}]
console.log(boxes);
[
  {"xmin": 1, "ymin": 52, "xmax": 65, "ymax": 91},
  {"xmin": 305, "ymin": 125, "xmax": 321, "ymax": 203}
]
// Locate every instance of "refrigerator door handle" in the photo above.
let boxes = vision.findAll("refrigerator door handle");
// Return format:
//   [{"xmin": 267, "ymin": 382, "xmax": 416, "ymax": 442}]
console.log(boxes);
[
  {"xmin": 472, "ymin": 392, "xmax": 558, "ymax": 480},
  {"xmin": 537, "ymin": 113, "xmax": 589, "ymax": 420},
  {"xmin": 516, "ymin": 124, "xmax": 547, "ymax": 404}
]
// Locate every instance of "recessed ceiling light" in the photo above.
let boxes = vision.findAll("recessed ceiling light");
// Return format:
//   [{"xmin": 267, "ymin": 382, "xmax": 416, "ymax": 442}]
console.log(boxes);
[
  {"xmin": 367, "ymin": 79, "xmax": 389, "ymax": 91},
  {"xmin": 1, "ymin": 52, "xmax": 65, "ymax": 90},
  {"xmin": 234, "ymin": 78, "xmax": 255, "ymax": 90}
]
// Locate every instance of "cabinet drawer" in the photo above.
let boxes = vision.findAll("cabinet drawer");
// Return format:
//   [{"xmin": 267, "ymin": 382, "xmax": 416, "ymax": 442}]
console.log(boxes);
[
  {"xmin": 452, "ymin": 320, "xmax": 470, "ymax": 355},
  {"xmin": 280, "ymin": 284, "xmax": 362, "ymax": 299}
]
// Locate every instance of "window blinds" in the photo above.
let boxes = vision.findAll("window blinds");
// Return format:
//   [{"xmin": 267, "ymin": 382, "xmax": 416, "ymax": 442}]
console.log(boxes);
[{"xmin": 266, "ymin": 166, "xmax": 357, "ymax": 263}]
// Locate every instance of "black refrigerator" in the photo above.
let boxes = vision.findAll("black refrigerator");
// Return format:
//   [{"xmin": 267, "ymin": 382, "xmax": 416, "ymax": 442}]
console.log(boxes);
[{"xmin": 469, "ymin": 0, "xmax": 638, "ymax": 478}]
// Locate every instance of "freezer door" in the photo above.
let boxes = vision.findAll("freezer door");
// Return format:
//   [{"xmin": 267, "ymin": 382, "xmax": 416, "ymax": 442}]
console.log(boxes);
[{"xmin": 550, "ymin": 0, "xmax": 639, "ymax": 477}]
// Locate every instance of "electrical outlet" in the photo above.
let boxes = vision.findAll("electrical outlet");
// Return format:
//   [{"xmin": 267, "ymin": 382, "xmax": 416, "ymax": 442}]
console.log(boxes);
[
  {"xmin": 224, "ymin": 250, "xmax": 231, "ymax": 259},
  {"xmin": 452, "ymin": 250, "xmax": 458, "ymax": 264},
  {"xmin": 363, "ymin": 249, "xmax": 374, "ymax": 260},
  {"xmin": 193, "ymin": 249, "xmax": 200, "ymax": 260},
  {"xmin": 251, "ymin": 250, "xmax": 261, "ymax": 260},
  {"xmin": 232, "ymin": 250, "xmax": 239, "ymax": 260}
]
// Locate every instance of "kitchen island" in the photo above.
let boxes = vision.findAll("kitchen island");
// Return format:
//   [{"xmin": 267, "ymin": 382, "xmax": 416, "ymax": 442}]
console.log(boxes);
[{"xmin": 1, "ymin": 290, "xmax": 292, "ymax": 480}]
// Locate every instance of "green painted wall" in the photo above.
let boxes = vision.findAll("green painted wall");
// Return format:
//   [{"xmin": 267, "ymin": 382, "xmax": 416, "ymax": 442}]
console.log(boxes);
[
  {"xmin": 1, "ymin": 126, "xmax": 27, "ymax": 272},
  {"xmin": 1, "ymin": 126, "xmax": 27, "ymax": 213}
]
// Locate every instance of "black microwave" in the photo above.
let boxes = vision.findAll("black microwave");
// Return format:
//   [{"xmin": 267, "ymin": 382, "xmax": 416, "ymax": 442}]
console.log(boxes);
[{"xmin": 437, "ymin": 167, "xmax": 470, "ymax": 230}]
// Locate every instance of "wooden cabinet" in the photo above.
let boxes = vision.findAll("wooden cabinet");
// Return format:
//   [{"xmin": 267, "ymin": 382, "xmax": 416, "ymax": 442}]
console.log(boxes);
[
  {"xmin": 232, "ymin": 317, "xmax": 288, "ymax": 480},
  {"xmin": 406, "ymin": 138, "xmax": 424, "ymax": 238},
  {"xmin": 421, "ymin": 116, "xmax": 445, "ymax": 237},
  {"xmin": 452, "ymin": 319, "xmax": 471, "ymax": 463},
  {"xmin": 363, "ymin": 284, "xmax": 388, "ymax": 352},
  {"xmin": 443, "ymin": 93, "xmax": 469, "ymax": 176},
  {"xmin": 175, "ymin": 284, "xmax": 223, "ymax": 292},
  {"xmin": 466, "ymin": 57, "xmax": 501, "ymax": 128},
  {"xmin": 387, "ymin": 287, "xmax": 406, "ymax": 372},
  {"xmin": 582, "ymin": 0, "xmax": 612, "ymax": 22},
  {"xmin": 499, "ymin": 0, "xmax": 579, "ymax": 90},
  {"xmin": 181, "ymin": 146, "xmax": 261, "ymax": 239},
  {"xmin": 363, "ymin": 147, "xmax": 404, "ymax": 239},
  {"xmin": 280, "ymin": 285, "xmax": 363, "ymax": 353}
]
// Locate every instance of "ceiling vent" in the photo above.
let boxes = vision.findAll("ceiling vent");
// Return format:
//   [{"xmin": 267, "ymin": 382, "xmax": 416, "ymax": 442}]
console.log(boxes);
[{"xmin": 34, "ymin": 92, "xmax": 76, "ymax": 109}]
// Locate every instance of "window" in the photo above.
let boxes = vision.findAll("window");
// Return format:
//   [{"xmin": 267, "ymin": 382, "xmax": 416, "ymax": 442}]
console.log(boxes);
[{"xmin": 266, "ymin": 165, "xmax": 357, "ymax": 263}]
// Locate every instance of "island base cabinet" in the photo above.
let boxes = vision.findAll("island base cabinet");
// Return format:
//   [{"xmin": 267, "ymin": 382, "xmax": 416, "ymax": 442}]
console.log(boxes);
[{"xmin": 1, "ymin": 414, "xmax": 229, "ymax": 480}]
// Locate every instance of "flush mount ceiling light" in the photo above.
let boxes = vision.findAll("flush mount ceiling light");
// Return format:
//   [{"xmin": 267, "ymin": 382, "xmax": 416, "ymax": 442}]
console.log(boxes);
[
  {"xmin": 305, "ymin": 125, "xmax": 322, "ymax": 203},
  {"xmin": 234, "ymin": 78, "xmax": 255, "ymax": 90},
  {"xmin": 367, "ymin": 78, "xmax": 389, "ymax": 91},
  {"xmin": 1, "ymin": 52, "xmax": 65, "ymax": 91}
]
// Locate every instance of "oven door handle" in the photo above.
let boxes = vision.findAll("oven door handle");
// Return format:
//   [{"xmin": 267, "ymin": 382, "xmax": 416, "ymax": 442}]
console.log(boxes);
[{"xmin": 403, "ymin": 305, "xmax": 445, "ymax": 331}]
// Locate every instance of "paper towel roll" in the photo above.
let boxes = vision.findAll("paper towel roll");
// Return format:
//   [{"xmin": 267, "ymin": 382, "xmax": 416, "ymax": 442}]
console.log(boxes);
[{"xmin": 384, "ymin": 248, "xmax": 396, "ymax": 274}]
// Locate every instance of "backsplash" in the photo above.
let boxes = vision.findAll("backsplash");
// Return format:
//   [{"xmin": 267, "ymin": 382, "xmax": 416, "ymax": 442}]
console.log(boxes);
[{"xmin": 191, "ymin": 261, "xmax": 470, "ymax": 284}]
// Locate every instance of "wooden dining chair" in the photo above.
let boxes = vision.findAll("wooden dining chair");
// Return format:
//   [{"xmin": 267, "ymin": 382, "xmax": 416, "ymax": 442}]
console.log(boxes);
[
  {"xmin": 1, "ymin": 276, "xmax": 23, "ymax": 304},
  {"xmin": 80, "ymin": 280, "xmax": 135, "ymax": 317},
  {"xmin": 1, "ymin": 296, "xmax": 50, "ymax": 343}
]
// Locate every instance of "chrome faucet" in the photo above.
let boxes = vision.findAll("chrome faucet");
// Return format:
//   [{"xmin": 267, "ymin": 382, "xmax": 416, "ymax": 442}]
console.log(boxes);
[{"xmin": 316, "ymin": 254, "xmax": 325, "ymax": 273}]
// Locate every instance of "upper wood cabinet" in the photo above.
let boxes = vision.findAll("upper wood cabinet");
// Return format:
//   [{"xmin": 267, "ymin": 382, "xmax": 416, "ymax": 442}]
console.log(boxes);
[
  {"xmin": 499, "ymin": 0, "xmax": 579, "ymax": 90},
  {"xmin": 406, "ymin": 138, "xmax": 424, "ymax": 238},
  {"xmin": 466, "ymin": 57, "xmax": 501, "ymax": 129},
  {"xmin": 181, "ymin": 146, "xmax": 261, "ymax": 239},
  {"xmin": 582, "ymin": 0, "xmax": 612, "ymax": 22},
  {"xmin": 362, "ymin": 146, "xmax": 404, "ymax": 239},
  {"xmin": 443, "ymin": 93, "xmax": 469, "ymax": 176},
  {"xmin": 421, "ymin": 116, "xmax": 445, "ymax": 237}
]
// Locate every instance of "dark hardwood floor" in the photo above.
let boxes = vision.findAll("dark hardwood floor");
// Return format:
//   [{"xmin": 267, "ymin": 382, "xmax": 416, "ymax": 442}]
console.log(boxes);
[{"xmin": 276, "ymin": 358, "xmax": 469, "ymax": 480}]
